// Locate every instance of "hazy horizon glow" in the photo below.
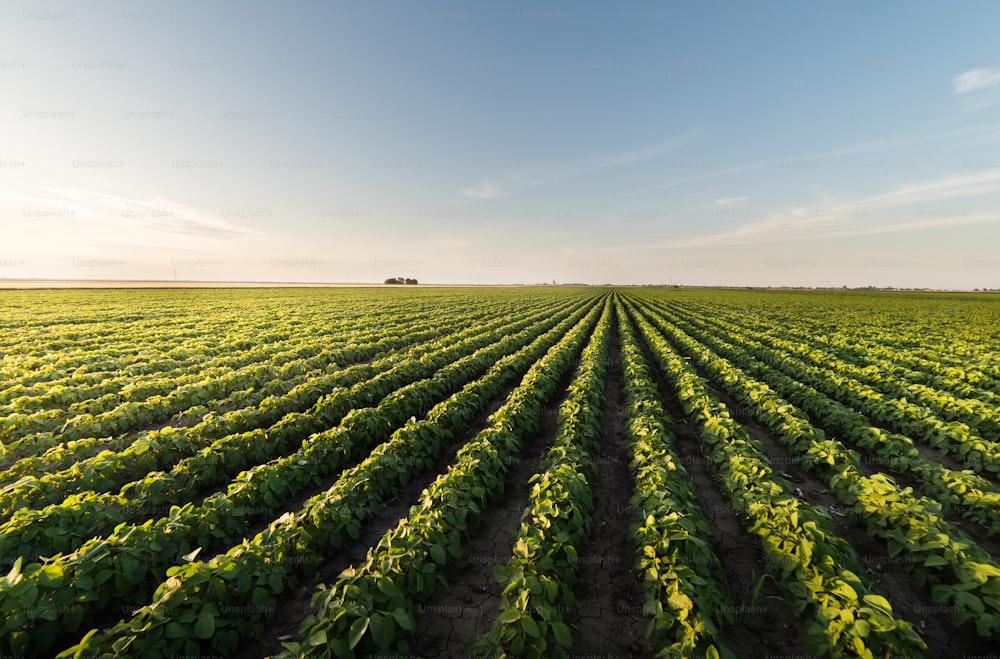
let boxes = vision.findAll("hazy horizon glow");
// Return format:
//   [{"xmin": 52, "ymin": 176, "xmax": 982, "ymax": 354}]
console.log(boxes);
[{"xmin": 3, "ymin": 1, "xmax": 1000, "ymax": 288}]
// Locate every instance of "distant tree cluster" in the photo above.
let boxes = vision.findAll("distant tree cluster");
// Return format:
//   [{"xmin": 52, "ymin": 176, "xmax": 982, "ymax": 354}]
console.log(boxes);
[{"xmin": 384, "ymin": 277, "xmax": 418, "ymax": 285}]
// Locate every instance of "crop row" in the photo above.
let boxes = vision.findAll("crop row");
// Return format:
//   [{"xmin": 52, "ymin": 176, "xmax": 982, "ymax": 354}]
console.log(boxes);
[
  {"xmin": 623, "ymin": 297, "xmax": 929, "ymax": 658},
  {"xmin": 615, "ymin": 302, "xmax": 734, "ymax": 658},
  {"xmin": 709, "ymin": 302, "xmax": 1000, "ymax": 408},
  {"xmin": 0, "ymin": 297, "xmax": 576, "ymax": 518},
  {"xmin": 0, "ymin": 298, "xmax": 584, "ymax": 573},
  {"xmin": 675, "ymin": 293, "xmax": 1000, "ymax": 391},
  {"xmin": 0, "ymin": 303, "xmax": 455, "ymax": 441},
  {"xmin": 631, "ymin": 296, "xmax": 1000, "ymax": 643},
  {"xmin": 650, "ymin": 301, "xmax": 1000, "ymax": 536},
  {"xmin": 8, "ymin": 299, "xmax": 592, "ymax": 657},
  {"xmin": 58, "ymin": 296, "xmax": 606, "ymax": 658},
  {"xmin": 477, "ymin": 297, "xmax": 613, "ymax": 657},
  {"xmin": 0, "ymin": 300, "xmax": 512, "ymax": 460},
  {"xmin": 677, "ymin": 304, "xmax": 1000, "ymax": 476},
  {"xmin": 677, "ymin": 298, "xmax": 1000, "ymax": 399},
  {"xmin": 0, "ymin": 289, "xmax": 430, "ymax": 382},
  {"xmin": 277, "ymin": 299, "xmax": 606, "ymax": 658},
  {"xmin": 675, "ymin": 301, "xmax": 1000, "ymax": 441}
]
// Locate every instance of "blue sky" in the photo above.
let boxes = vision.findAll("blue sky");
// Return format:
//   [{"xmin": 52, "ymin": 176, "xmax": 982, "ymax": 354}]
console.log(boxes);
[{"xmin": 2, "ymin": 1, "xmax": 1000, "ymax": 288}]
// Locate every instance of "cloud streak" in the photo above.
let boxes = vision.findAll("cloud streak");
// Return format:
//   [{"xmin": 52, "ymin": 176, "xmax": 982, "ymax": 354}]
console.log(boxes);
[
  {"xmin": 603, "ymin": 124, "xmax": 1000, "ymax": 203},
  {"xmin": 460, "ymin": 130, "xmax": 699, "ymax": 200},
  {"xmin": 601, "ymin": 139, "xmax": 889, "ymax": 202},
  {"xmin": 952, "ymin": 68, "xmax": 1000, "ymax": 93},
  {"xmin": 2, "ymin": 187, "xmax": 269, "ymax": 247},
  {"xmin": 575, "ymin": 169, "xmax": 1000, "ymax": 253}
]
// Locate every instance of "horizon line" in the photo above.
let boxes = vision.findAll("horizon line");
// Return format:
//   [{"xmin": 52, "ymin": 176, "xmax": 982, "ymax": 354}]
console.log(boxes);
[{"xmin": 0, "ymin": 278, "xmax": 995, "ymax": 293}]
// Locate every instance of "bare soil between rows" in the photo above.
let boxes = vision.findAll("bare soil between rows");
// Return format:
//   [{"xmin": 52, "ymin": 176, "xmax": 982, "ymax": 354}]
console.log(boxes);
[{"xmin": 567, "ymin": 322, "xmax": 651, "ymax": 658}]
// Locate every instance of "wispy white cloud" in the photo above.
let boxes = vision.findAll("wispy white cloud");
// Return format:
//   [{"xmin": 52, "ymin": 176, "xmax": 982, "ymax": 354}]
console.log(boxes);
[
  {"xmin": 2, "ymin": 187, "xmax": 268, "ymax": 247},
  {"xmin": 576, "ymin": 169, "xmax": 1000, "ymax": 252},
  {"xmin": 713, "ymin": 196, "xmax": 748, "ymax": 207},
  {"xmin": 820, "ymin": 211, "xmax": 999, "ymax": 239},
  {"xmin": 603, "ymin": 138, "xmax": 889, "ymax": 201},
  {"xmin": 460, "ymin": 181, "xmax": 508, "ymax": 200},
  {"xmin": 952, "ymin": 68, "xmax": 1000, "ymax": 93},
  {"xmin": 847, "ymin": 170, "xmax": 1000, "ymax": 212},
  {"xmin": 605, "ymin": 124, "xmax": 1000, "ymax": 203},
  {"xmin": 460, "ymin": 131, "xmax": 699, "ymax": 200}
]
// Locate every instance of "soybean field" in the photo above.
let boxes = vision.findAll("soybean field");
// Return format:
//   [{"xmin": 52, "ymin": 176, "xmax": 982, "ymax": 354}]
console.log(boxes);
[{"xmin": 1, "ymin": 286, "xmax": 998, "ymax": 658}]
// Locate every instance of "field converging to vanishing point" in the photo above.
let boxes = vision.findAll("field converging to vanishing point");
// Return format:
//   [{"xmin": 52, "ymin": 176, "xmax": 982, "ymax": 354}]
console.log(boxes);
[{"xmin": 1, "ymin": 287, "xmax": 998, "ymax": 658}]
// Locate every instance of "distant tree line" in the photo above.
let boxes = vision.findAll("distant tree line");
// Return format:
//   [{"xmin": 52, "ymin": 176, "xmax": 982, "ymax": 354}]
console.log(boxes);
[{"xmin": 384, "ymin": 277, "xmax": 418, "ymax": 285}]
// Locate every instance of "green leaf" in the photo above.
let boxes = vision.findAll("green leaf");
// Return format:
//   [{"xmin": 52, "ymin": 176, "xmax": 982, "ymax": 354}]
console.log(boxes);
[
  {"xmin": 378, "ymin": 577, "xmax": 403, "ymax": 600},
  {"xmin": 217, "ymin": 561, "xmax": 241, "ymax": 580},
  {"xmin": 307, "ymin": 629, "xmax": 328, "ymax": 647},
  {"xmin": 955, "ymin": 590, "xmax": 985, "ymax": 615},
  {"xmin": 429, "ymin": 544, "xmax": 447, "ymax": 566},
  {"xmin": 497, "ymin": 608, "xmax": 521, "ymax": 625},
  {"xmin": 861, "ymin": 594, "xmax": 892, "ymax": 612},
  {"xmin": 667, "ymin": 592, "xmax": 693, "ymax": 611},
  {"xmin": 165, "ymin": 621, "xmax": 188, "ymax": 638},
  {"xmin": 370, "ymin": 613, "xmax": 393, "ymax": 649},
  {"xmin": 545, "ymin": 579, "xmax": 559, "ymax": 604},
  {"xmin": 194, "ymin": 609, "xmax": 216, "ymax": 639},
  {"xmin": 520, "ymin": 616, "xmax": 540, "ymax": 638},
  {"xmin": 348, "ymin": 616, "xmax": 370, "ymax": 650},
  {"xmin": 552, "ymin": 621, "xmax": 572, "ymax": 647},
  {"xmin": 37, "ymin": 564, "xmax": 65, "ymax": 589},
  {"xmin": 392, "ymin": 607, "xmax": 415, "ymax": 632}
]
